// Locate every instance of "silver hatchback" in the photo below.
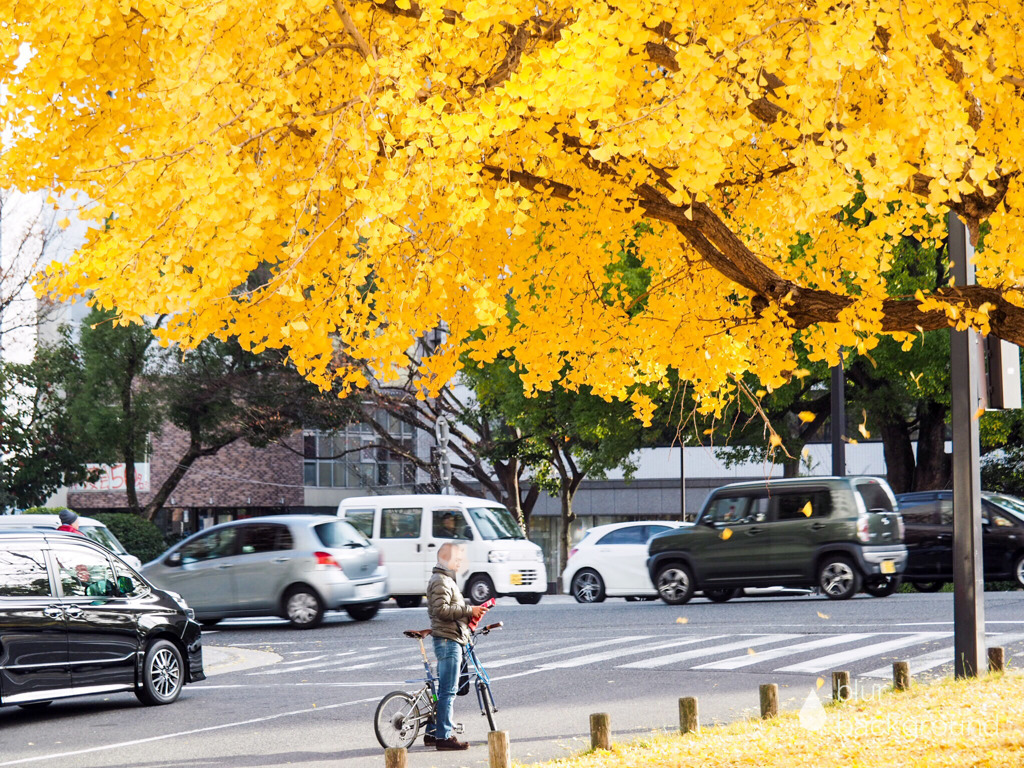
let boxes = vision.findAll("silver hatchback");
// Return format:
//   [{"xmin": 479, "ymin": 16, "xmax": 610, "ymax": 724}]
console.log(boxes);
[{"xmin": 142, "ymin": 515, "xmax": 389, "ymax": 628}]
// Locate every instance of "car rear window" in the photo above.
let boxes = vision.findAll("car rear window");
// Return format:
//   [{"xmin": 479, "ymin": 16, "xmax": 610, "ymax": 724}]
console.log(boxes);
[
  {"xmin": 315, "ymin": 521, "xmax": 370, "ymax": 548},
  {"xmin": 856, "ymin": 481, "xmax": 894, "ymax": 512}
]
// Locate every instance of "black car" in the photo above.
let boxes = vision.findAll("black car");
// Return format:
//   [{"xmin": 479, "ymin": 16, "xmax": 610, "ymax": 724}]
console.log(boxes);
[
  {"xmin": 0, "ymin": 530, "xmax": 204, "ymax": 711},
  {"xmin": 895, "ymin": 491, "xmax": 1024, "ymax": 591}
]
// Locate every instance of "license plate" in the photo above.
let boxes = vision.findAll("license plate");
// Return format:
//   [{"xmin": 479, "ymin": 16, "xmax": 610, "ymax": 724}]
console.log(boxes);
[
  {"xmin": 509, "ymin": 573, "xmax": 523, "ymax": 586},
  {"xmin": 355, "ymin": 583, "xmax": 379, "ymax": 599},
  {"xmin": 880, "ymin": 560, "xmax": 896, "ymax": 575}
]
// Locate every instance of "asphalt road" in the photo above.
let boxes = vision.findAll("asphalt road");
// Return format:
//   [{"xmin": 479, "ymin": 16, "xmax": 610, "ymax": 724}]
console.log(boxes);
[{"xmin": 2, "ymin": 590, "xmax": 1024, "ymax": 768}]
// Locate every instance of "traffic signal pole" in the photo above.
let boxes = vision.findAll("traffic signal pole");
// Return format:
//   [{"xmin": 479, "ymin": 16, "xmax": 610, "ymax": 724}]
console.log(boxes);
[{"xmin": 947, "ymin": 211, "xmax": 987, "ymax": 679}]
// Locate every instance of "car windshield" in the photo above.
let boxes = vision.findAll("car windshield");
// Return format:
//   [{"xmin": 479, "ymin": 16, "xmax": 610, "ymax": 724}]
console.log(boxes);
[
  {"xmin": 314, "ymin": 520, "xmax": 370, "ymax": 548},
  {"xmin": 80, "ymin": 525, "xmax": 129, "ymax": 555},
  {"xmin": 986, "ymin": 495, "xmax": 1024, "ymax": 523},
  {"xmin": 466, "ymin": 506, "xmax": 524, "ymax": 540}
]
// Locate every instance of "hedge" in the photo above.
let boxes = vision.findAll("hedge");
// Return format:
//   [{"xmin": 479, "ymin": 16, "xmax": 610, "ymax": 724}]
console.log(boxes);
[{"xmin": 89, "ymin": 513, "xmax": 168, "ymax": 564}]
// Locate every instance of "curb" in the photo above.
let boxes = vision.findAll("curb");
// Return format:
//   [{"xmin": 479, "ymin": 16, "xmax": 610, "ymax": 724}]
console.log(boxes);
[{"xmin": 203, "ymin": 645, "xmax": 283, "ymax": 677}]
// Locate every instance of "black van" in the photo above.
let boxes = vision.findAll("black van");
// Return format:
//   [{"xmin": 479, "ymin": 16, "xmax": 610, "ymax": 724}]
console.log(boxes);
[
  {"xmin": 895, "ymin": 491, "xmax": 1024, "ymax": 591},
  {"xmin": 0, "ymin": 530, "xmax": 204, "ymax": 711},
  {"xmin": 648, "ymin": 477, "xmax": 907, "ymax": 604}
]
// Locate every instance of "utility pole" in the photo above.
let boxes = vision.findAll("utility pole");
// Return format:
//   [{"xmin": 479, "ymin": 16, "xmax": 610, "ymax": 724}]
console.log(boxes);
[
  {"xmin": 679, "ymin": 444, "xmax": 686, "ymax": 521},
  {"xmin": 830, "ymin": 354, "xmax": 846, "ymax": 476},
  {"xmin": 434, "ymin": 415, "xmax": 452, "ymax": 495},
  {"xmin": 948, "ymin": 211, "xmax": 987, "ymax": 679}
]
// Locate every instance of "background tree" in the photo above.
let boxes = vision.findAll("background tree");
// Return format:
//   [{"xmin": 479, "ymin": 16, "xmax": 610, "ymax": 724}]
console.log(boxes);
[{"xmin": 0, "ymin": 340, "xmax": 100, "ymax": 509}]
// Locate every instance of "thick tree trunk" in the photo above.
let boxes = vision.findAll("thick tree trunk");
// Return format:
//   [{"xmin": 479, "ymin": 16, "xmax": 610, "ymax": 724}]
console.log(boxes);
[
  {"xmin": 912, "ymin": 400, "xmax": 951, "ymax": 490},
  {"xmin": 879, "ymin": 420, "xmax": 916, "ymax": 494},
  {"xmin": 558, "ymin": 486, "xmax": 575, "ymax": 577}
]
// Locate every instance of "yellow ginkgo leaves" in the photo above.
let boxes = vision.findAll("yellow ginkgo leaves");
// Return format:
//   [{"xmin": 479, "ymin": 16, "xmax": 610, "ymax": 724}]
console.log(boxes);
[{"xmin": 720, "ymin": 527, "xmax": 733, "ymax": 541}]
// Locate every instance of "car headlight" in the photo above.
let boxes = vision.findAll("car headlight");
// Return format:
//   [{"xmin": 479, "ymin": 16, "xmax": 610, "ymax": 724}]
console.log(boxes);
[
  {"xmin": 488, "ymin": 550, "xmax": 509, "ymax": 563},
  {"xmin": 534, "ymin": 549, "xmax": 544, "ymax": 562},
  {"xmin": 167, "ymin": 590, "xmax": 195, "ymax": 620}
]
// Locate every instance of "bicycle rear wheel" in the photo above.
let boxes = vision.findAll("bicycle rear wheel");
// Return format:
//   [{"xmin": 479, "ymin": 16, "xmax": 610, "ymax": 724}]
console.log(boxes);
[
  {"xmin": 477, "ymin": 681, "xmax": 496, "ymax": 731},
  {"xmin": 374, "ymin": 691, "xmax": 423, "ymax": 749}
]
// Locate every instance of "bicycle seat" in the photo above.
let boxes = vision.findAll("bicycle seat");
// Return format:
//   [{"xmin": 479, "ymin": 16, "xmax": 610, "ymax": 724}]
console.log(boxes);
[{"xmin": 403, "ymin": 629, "xmax": 432, "ymax": 639}]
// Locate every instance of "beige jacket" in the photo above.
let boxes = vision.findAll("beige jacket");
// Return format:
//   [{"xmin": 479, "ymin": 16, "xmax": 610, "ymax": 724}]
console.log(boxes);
[{"xmin": 427, "ymin": 565, "xmax": 473, "ymax": 645}]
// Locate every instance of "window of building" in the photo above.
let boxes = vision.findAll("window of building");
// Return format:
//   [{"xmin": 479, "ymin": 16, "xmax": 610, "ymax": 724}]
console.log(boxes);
[{"xmin": 303, "ymin": 412, "xmax": 417, "ymax": 489}]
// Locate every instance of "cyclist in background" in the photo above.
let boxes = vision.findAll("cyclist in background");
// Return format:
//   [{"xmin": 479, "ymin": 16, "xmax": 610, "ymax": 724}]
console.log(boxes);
[{"xmin": 425, "ymin": 542, "xmax": 489, "ymax": 751}]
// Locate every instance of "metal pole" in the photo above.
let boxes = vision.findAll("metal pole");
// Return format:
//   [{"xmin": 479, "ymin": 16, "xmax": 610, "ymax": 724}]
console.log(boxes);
[
  {"xmin": 679, "ymin": 444, "xmax": 686, "ymax": 521},
  {"xmin": 831, "ymin": 355, "xmax": 846, "ymax": 476},
  {"xmin": 948, "ymin": 210, "xmax": 987, "ymax": 679}
]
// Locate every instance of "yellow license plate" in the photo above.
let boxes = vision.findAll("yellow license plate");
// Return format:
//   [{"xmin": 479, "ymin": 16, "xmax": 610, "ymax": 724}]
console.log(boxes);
[
  {"xmin": 510, "ymin": 573, "xmax": 523, "ymax": 585},
  {"xmin": 880, "ymin": 560, "xmax": 896, "ymax": 575}
]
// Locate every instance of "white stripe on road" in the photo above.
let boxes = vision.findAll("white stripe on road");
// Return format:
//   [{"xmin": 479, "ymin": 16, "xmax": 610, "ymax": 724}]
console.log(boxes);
[
  {"xmin": 394, "ymin": 637, "xmax": 575, "ymax": 671},
  {"xmin": 694, "ymin": 634, "xmax": 875, "ymax": 671},
  {"xmin": 775, "ymin": 632, "xmax": 950, "ymax": 674},
  {"xmin": 860, "ymin": 633, "xmax": 1024, "ymax": 678},
  {"xmin": 619, "ymin": 635, "xmax": 801, "ymax": 669},
  {"xmin": 539, "ymin": 636, "xmax": 727, "ymax": 670},
  {"xmin": 0, "ymin": 695, "xmax": 380, "ymax": 767},
  {"xmin": 484, "ymin": 636, "xmax": 653, "ymax": 670}
]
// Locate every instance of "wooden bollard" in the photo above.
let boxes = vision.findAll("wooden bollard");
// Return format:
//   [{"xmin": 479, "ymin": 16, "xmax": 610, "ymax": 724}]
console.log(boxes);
[
  {"xmin": 679, "ymin": 696, "xmax": 699, "ymax": 734},
  {"xmin": 989, "ymin": 646, "xmax": 1005, "ymax": 673},
  {"xmin": 488, "ymin": 730, "xmax": 511, "ymax": 768},
  {"xmin": 832, "ymin": 671, "xmax": 851, "ymax": 701},
  {"xmin": 893, "ymin": 661, "xmax": 911, "ymax": 691},
  {"xmin": 590, "ymin": 713, "xmax": 611, "ymax": 751},
  {"xmin": 759, "ymin": 684, "xmax": 778, "ymax": 719},
  {"xmin": 384, "ymin": 747, "xmax": 407, "ymax": 768}
]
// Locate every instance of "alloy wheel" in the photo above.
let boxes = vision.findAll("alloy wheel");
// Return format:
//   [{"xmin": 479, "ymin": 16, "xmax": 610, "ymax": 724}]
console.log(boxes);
[
  {"xmin": 151, "ymin": 647, "xmax": 181, "ymax": 699},
  {"xmin": 821, "ymin": 562, "xmax": 855, "ymax": 596},
  {"xmin": 657, "ymin": 568, "xmax": 690, "ymax": 601},
  {"xmin": 573, "ymin": 572, "xmax": 602, "ymax": 603},
  {"xmin": 288, "ymin": 592, "xmax": 320, "ymax": 625}
]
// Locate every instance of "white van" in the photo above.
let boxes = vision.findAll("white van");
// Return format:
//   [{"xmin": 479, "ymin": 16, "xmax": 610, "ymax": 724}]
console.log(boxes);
[
  {"xmin": 0, "ymin": 513, "xmax": 144, "ymax": 570},
  {"xmin": 337, "ymin": 494, "xmax": 546, "ymax": 606}
]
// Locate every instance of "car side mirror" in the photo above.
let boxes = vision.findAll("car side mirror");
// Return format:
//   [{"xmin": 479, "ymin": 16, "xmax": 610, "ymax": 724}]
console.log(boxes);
[
  {"xmin": 700, "ymin": 516, "xmax": 716, "ymax": 527},
  {"xmin": 166, "ymin": 552, "xmax": 182, "ymax": 567}
]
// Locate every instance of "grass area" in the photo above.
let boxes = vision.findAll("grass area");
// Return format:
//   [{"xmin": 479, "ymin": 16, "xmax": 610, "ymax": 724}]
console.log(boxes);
[{"xmin": 528, "ymin": 673, "xmax": 1024, "ymax": 768}]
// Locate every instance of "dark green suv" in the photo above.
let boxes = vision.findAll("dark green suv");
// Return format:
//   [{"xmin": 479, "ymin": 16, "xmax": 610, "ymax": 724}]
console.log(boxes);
[{"xmin": 647, "ymin": 477, "xmax": 907, "ymax": 604}]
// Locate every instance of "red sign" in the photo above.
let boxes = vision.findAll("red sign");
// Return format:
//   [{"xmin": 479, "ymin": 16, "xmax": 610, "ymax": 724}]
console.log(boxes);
[{"xmin": 71, "ymin": 463, "xmax": 151, "ymax": 493}]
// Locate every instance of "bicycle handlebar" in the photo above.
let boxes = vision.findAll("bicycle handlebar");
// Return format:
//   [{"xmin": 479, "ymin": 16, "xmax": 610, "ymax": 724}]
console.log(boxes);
[{"xmin": 479, "ymin": 621, "xmax": 503, "ymax": 634}]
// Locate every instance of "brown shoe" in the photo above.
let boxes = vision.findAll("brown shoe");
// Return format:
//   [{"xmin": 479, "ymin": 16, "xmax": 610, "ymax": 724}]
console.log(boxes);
[
  {"xmin": 423, "ymin": 734, "xmax": 437, "ymax": 747},
  {"xmin": 435, "ymin": 737, "xmax": 469, "ymax": 751}
]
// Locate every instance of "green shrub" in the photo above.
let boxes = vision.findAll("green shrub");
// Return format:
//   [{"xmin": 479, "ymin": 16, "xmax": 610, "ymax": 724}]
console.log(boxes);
[
  {"xmin": 21, "ymin": 506, "xmax": 71, "ymax": 515},
  {"xmin": 90, "ymin": 513, "xmax": 168, "ymax": 563}
]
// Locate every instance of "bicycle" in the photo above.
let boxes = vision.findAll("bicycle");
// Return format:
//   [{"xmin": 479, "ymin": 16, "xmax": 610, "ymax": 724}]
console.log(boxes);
[{"xmin": 373, "ymin": 622, "xmax": 503, "ymax": 749}]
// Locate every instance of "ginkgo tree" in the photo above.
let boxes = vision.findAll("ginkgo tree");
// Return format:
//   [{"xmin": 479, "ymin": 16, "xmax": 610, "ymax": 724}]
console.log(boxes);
[{"xmin": 3, "ymin": 0, "xmax": 1023, "ymax": 418}]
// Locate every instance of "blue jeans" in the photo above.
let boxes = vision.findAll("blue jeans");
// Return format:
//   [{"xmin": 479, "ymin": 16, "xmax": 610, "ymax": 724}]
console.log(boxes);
[{"xmin": 429, "ymin": 637, "xmax": 463, "ymax": 740}]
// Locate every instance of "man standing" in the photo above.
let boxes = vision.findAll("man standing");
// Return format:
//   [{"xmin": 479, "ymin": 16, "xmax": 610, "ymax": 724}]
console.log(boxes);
[
  {"xmin": 56, "ymin": 509, "xmax": 84, "ymax": 535},
  {"xmin": 425, "ymin": 542, "xmax": 489, "ymax": 751}
]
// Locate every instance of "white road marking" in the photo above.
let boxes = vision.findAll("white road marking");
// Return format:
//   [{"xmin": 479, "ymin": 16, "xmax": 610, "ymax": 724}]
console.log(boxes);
[
  {"xmin": 484, "ymin": 636, "xmax": 653, "ymax": 670},
  {"xmin": 620, "ymin": 634, "xmax": 801, "ymax": 669},
  {"xmin": 694, "ymin": 633, "xmax": 875, "ymax": 671},
  {"xmin": 775, "ymin": 632, "xmax": 950, "ymax": 674},
  {"xmin": 0, "ymin": 696, "xmax": 380, "ymax": 767},
  {"xmin": 539, "ymin": 636, "xmax": 727, "ymax": 670},
  {"xmin": 860, "ymin": 633, "xmax": 1024, "ymax": 678}
]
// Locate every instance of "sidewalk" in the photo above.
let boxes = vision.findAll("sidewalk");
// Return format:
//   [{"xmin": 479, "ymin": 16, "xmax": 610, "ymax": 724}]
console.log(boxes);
[{"xmin": 203, "ymin": 645, "xmax": 282, "ymax": 677}]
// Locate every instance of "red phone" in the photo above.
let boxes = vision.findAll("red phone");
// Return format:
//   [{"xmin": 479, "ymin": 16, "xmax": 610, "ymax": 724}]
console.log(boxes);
[{"xmin": 468, "ymin": 598, "xmax": 495, "ymax": 631}]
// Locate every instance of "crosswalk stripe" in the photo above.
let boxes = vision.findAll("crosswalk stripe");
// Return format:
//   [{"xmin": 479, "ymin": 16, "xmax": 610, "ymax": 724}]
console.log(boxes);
[
  {"xmin": 775, "ymin": 632, "xmax": 949, "ymax": 674},
  {"xmin": 860, "ymin": 633, "xmax": 1024, "ymax": 678},
  {"xmin": 693, "ymin": 633, "xmax": 876, "ymax": 671},
  {"xmin": 619, "ymin": 634, "xmax": 800, "ymax": 670},
  {"xmin": 539, "ymin": 636, "xmax": 727, "ymax": 670},
  {"xmin": 279, "ymin": 654, "xmax": 334, "ymax": 665},
  {"xmin": 484, "ymin": 636, "xmax": 653, "ymax": 670},
  {"xmin": 394, "ymin": 637, "xmax": 574, "ymax": 671},
  {"xmin": 251, "ymin": 649, "xmax": 390, "ymax": 676}
]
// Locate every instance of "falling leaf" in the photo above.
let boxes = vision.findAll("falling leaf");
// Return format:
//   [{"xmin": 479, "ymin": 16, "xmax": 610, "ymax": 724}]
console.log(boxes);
[
  {"xmin": 747, "ymin": 648, "xmax": 757, "ymax": 656},
  {"xmin": 817, "ymin": 611, "xmax": 830, "ymax": 619},
  {"xmin": 858, "ymin": 408, "xmax": 871, "ymax": 439},
  {"xmin": 676, "ymin": 617, "xmax": 689, "ymax": 624},
  {"xmin": 769, "ymin": 433, "xmax": 782, "ymax": 448},
  {"xmin": 816, "ymin": 677, "xmax": 826, "ymax": 689},
  {"xmin": 974, "ymin": 406, "xmax": 986, "ymax": 420},
  {"xmin": 797, "ymin": 411, "xmax": 816, "ymax": 423},
  {"xmin": 801, "ymin": 501, "xmax": 813, "ymax": 517},
  {"xmin": 720, "ymin": 527, "xmax": 733, "ymax": 540}
]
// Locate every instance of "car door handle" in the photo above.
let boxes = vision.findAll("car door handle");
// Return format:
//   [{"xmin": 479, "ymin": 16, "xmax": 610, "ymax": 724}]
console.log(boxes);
[
  {"xmin": 218, "ymin": 563, "xmax": 235, "ymax": 569},
  {"xmin": 747, "ymin": 527, "xmax": 763, "ymax": 534},
  {"xmin": 272, "ymin": 557, "xmax": 290, "ymax": 564},
  {"xmin": 810, "ymin": 523, "xmax": 827, "ymax": 530},
  {"xmin": 426, "ymin": 543, "xmax": 436, "ymax": 548},
  {"xmin": 63, "ymin": 605, "xmax": 84, "ymax": 617},
  {"xmin": 44, "ymin": 606, "xmax": 64, "ymax": 619}
]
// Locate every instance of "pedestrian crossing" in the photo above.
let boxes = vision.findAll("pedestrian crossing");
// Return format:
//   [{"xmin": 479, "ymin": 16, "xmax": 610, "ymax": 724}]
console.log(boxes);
[{"xmin": 219, "ymin": 629, "xmax": 1024, "ymax": 681}]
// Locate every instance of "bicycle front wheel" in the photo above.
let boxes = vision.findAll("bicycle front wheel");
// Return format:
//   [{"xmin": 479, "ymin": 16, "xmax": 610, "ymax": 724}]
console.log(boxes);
[
  {"xmin": 374, "ymin": 691, "xmax": 423, "ymax": 749},
  {"xmin": 477, "ymin": 681, "xmax": 496, "ymax": 732}
]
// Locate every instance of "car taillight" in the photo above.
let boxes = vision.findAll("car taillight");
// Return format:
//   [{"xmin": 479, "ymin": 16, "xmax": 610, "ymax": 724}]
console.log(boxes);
[
  {"xmin": 314, "ymin": 551, "xmax": 342, "ymax": 569},
  {"xmin": 568, "ymin": 547, "xmax": 578, "ymax": 560},
  {"xmin": 857, "ymin": 516, "xmax": 871, "ymax": 543},
  {"xmin": 896, "ymin": 515, "xmax": 906, "ymax": 541}
]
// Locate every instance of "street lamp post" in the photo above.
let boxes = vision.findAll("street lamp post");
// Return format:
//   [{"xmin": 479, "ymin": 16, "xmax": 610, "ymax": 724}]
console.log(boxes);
[
  {"xmin": 434, "ymin": 415, "xmax": 452, "ymax": 495},
  {"xmin": 948, "ymin": 211, "xmax": 987, "ymax": 679}
]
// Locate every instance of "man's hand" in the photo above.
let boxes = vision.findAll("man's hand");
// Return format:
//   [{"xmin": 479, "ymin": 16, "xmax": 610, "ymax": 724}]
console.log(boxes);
[{"xmin": 470, "ymin": 605, "xmax": 489, "ymax": 620}]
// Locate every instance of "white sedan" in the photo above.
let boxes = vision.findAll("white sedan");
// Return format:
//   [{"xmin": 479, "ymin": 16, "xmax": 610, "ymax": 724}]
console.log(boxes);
[{"xmin": 561, "ymin": 521, "xmax": 689, "ymax": 603}]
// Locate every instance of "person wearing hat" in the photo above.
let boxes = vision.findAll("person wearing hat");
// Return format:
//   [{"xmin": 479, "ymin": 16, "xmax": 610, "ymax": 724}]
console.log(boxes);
[{"xmin": 57, "ymin": 509, "xmax": 84, "ymax": 535}]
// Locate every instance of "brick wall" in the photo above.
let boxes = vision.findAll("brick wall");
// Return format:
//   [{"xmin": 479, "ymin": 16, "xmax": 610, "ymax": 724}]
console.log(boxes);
[{"xmin": 67, "ymin": 423, "xmax": 304, "ymax": 511}]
